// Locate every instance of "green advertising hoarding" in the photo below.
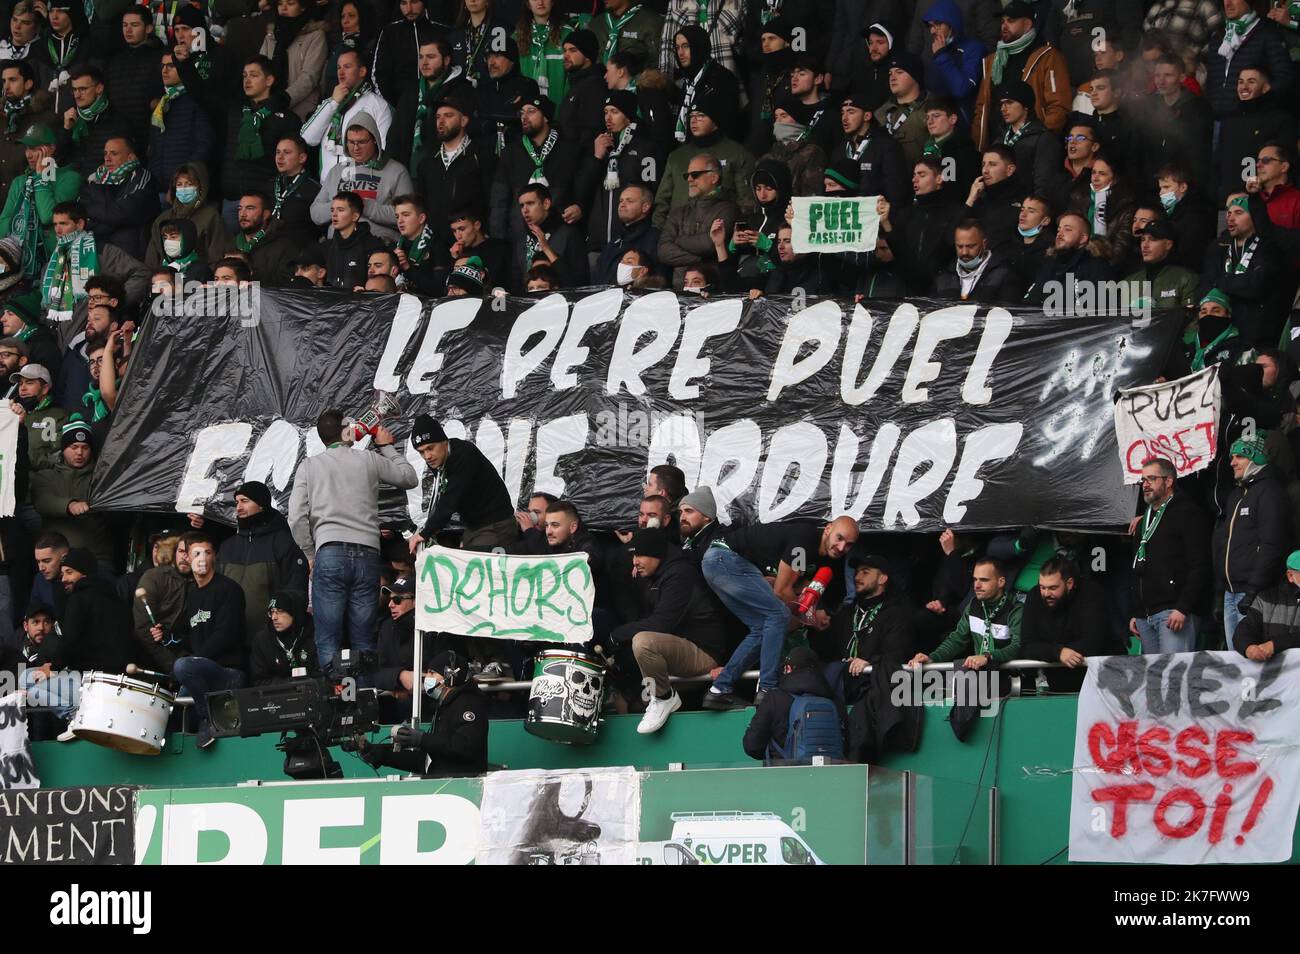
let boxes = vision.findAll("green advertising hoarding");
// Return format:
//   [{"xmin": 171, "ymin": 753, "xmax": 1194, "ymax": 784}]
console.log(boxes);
[
  {"xmin": 134, "ymin": 766, "xmax": 876, "ymax": 865},
  {"xmin": 134, "ymin": 778, "xmax": 484, "ymax": 865}
]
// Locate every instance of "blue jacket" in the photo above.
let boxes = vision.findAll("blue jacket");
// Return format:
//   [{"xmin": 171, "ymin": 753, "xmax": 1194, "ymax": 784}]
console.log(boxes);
[
  {"xmin": 147, "ymin": 93, "xmax": 217, "ymax": 195},
  {"xmin": 921, "ymin": 0, "xmax": 986, "ymax": 115}
]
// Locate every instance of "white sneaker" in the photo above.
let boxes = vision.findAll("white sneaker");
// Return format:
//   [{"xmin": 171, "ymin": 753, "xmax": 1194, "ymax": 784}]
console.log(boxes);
[
  {"xmin": 637, "ymin": 691, "xmax": 681, "ymax": 734},
  {"xmin": 56, "ymin": 728, "xmax": 77, "ymax": 743}
]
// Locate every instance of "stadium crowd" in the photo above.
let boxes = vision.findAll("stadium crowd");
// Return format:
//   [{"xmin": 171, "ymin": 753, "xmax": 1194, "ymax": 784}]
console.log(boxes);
[{"xmin": 1, "ymin": 0, "xmax": 1300, "ymax": 762}]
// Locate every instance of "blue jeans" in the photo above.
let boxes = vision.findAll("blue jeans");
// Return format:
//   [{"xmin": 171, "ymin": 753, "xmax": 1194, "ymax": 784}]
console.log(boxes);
[
  {"xmin": 173, "ymin": 656, "xmax": 246, "ymax": 726},
  {"xmin": 20, "ymin": 666, "xmax": 79, "ymax": 719},
  {"xmin": 702, "ymin": 546, "xmax": 790, "ymax": 693},
  {"xmin": 1223, "ymin": 592, "xmax": 1250, "ymax": 644},
  {"xmin": 312, "ymin": 543, "xmax": 381, "ymax": 668},
  {"xmin": 1135, "ymin": 609, "xmax": 1199, "ymax": 655}
]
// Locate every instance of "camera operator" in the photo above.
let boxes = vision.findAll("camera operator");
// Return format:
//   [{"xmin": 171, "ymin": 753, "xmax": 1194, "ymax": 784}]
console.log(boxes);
[{"xmin": 365, "ymin": 650, "xmax": 489, "ymax": 776}]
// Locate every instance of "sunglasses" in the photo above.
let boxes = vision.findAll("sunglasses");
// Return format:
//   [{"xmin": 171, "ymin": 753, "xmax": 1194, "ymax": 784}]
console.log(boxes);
[
  {"xmin": 387, "ymin": 594, "xmax": 413, "ymax": 604},
  {"xmin": 684, "ymin": 169, "xmax": 714, "ymax": 180}
]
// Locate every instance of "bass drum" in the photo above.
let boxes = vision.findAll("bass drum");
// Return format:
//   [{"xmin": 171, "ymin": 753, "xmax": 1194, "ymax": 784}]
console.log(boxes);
[
  {"xmin": 524, "ymin": 650, "xmax": 605, "ymax": 745},
  {"xmin": 71, "ymin": 671, "xmax": 175, "ymax": 755}
]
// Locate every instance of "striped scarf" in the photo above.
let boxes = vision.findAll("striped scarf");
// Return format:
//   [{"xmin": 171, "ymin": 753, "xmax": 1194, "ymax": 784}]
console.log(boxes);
[
  {"xmin": 88, "ymin": 158, "xmax": 141, "ymax": 185},
  {"xmin": 151, "ymin": 84, "xmax": 186, "ymax": 131},
  {"xmin": 41, "ymin": 230, "xmax": 98, "ymax": 311},
  {"xmin": 71, "ymin": 94, "xmax": 109, "ymax": 144},
  {"xmin": 3, "ymin": 94, "xmax": 30, "ymax": 134},
  {"xmin": 9, "ymin": 171, "xmax": 41, "ymax": 279},
  {"xmin": 327, "ymin": 80, "xmax": 372, "ymax": 147}
]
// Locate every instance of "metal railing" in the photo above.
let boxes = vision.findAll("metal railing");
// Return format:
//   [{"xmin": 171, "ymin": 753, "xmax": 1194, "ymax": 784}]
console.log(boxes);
[{"xmin": 169, "ymin": 658, "xmax": 1067, "ymax": 710}]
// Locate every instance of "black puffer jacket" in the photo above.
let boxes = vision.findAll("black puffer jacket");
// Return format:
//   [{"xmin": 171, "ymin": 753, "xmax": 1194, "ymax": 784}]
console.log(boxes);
[
  {"xmin": 105, "ymin": 35, "xmax": 164, "ymax": 153},
  {"xmin": 1212, "ymin": 467, "xmax": 1292, "ymax": 595},
  {"xmin": 81, "ymin": 164, "xmax": 160, "ymax": 260},
  {"xmin": 742, "ymin": 666, "xmax": 846, "ymax": 761}
]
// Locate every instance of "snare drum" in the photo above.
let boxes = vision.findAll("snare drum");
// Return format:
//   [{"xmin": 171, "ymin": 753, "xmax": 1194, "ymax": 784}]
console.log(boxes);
[
  {"xmin": 71, "ymin": 671, "xmax": 176, "ymax": 755},
  {"xmin": 524, "ymin": 650, "xmax": 605, "ymax": 745}
]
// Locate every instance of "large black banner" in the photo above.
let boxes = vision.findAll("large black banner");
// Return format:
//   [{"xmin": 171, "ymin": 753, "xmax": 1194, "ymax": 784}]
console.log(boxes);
[
  {"xmin": 0, "ymin": 785, "xmax": 137, "ymax": 864},
  {"xmin": 91, "ymin": 288, "xmax": 1182, "ymax": 531}
]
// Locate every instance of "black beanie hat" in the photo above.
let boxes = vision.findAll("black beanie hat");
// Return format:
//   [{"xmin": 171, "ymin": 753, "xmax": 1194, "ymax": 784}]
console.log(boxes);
[
  {"xmin": 563, "ymin": 28, "xmax": 599, "ymax": 65},
  {"xmin": 235, "ymin": 480, "xmax": 272, "ymax": 511},
  {"xmin": 411, "ymin": 413, "xmax": 447, "ymax": 448},
  {"xmin": 63, "ymin": 547, "xmax": 97, "ymax": 578}
]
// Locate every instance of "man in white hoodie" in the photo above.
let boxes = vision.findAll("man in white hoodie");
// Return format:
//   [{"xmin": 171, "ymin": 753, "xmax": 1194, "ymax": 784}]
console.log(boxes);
[
  {"xmin": 309, "ymin": 112, "xmax": 413, "ymax": 243},
  {"xmin": 300, "ymin": 49, "xmax": 392, "ymax": 178}
]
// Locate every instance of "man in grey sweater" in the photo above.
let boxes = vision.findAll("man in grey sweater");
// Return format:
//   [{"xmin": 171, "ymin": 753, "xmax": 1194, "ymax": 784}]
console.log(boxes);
[{"xmin": 289, "ymin": 409, "xmax": 418, "ymax": 669}]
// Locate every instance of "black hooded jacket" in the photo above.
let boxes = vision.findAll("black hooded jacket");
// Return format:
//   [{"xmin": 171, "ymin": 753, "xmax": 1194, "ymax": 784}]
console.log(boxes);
[
  {"xmin": 742, "ymin": 665, "xmax": 845, "ymax": 761},
  {"xmin": 43, "ymin": 576, "xmax": 133, "ymax": 673},
  {"xmin": 557, "ymin": 63, "xmax": 608, "ymax": 149},
  {"xmin": 249, "ymin": 589, "xmax": 319, "ymax": 685},
  {"xmin": 672, "ymin": 26, "xmax": 742, "ymax": 141},
  {"xmin": 609, "ymin": 549, "xmax": 728, "ymax": 663}
]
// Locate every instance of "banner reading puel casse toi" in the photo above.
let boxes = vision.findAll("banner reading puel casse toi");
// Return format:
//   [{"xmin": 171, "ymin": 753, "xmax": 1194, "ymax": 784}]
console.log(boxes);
[
  {"xmin": 1069, "ymin": 651, "xmax": 1300, "ymax": 864},
  {"xmin": 416, "ymin": 545, "xmax": 595, "ymax": 644},
  {"xmin": 791, "ymin": 195, "xmax": 881, "ymax": 254}
]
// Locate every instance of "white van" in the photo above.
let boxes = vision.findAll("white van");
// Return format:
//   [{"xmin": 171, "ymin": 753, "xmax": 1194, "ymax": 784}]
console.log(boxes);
[{"xmin": 637, "ymin": 811, "xmax": 823, "ymax": 865}]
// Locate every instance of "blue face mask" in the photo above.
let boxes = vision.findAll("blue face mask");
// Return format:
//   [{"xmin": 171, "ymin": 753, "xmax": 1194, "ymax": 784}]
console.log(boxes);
[
  {"xmin": 175, "ymin": 185, "xmax": 198, "ymax": 204},
  {"xmin": 1017, "ymin": 223, "xmax": 1042, "ymax": 238},
  {"xmin": 1159, "ymin": 190, "xmax": 1178, "ymax": 213}
]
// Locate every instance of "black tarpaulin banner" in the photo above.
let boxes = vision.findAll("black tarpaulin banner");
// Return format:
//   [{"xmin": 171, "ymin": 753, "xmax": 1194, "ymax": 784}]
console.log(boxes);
[
  {"xmin": 0, "ymin": 785, "xmax": 137, "ymax": 864},
  {"xmin": 90, "ymin": 288, "xmax": 1182, "ymax": 532}
]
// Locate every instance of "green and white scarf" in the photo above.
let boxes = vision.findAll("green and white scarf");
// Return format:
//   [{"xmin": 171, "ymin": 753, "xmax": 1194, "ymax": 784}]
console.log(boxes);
[
  {"xmin": 9, "ymin": 171, "xmax": 41, "ymax": 279},
  {"xmin": 1001, "ymin": 118, "xmax": 1034, "ymax": 147},
  {"xmin": 1218, "ymin": 11, "xmax": 1259, "ymax": 63},
  {"xmin": 237, "ymin": 101, "xmax": 273, "ymax": 160},
  {"xmin": 695, "ymin": 0, "xmax": 711, "ymax": 29},
  {"xmin": 46, "ymin": 32, "xmax": 80, "ymax": 71},
  {"xmin": 82, "ymin": 382, "xmax": 108, "ymax": 422},
  {"xmin": 990, "ymin": 27, "xmax": 1036, "ymax": 85},
  {"xmin": 327, "ymin": 80, "xmax": 372, "ymax": 147},
  {"xmin": 1225, "ymin": 233, "xmax": 1259, "ymax": 274},
  {"xmin": 41, "ymin": 229, "xmax": 97, "ymax": 312},
  {"xmin": 151, "ymin": 83, "xmax": 185, "ymax": 131},
  {"xmin": 522, "ymin": 128, "xmax": 558, "ymax": 185},
  {"xmin": 411, "ymin": 74, "xmax": 446, "ymax": 173},
  {"xmin": 235, "ymin": 228, "xmax": 267, "ymax": 253},
  {"xmin": 974, "ymin": 594, "xmax": 1009, "ymax": 656},
  {"xmin": 273, "ymin": 172, "xmax": 303, "ymax": 217},
  {"xmin": 3, "ymin": 93, "xmax": 29, "ymax": 135},
  {"xmin": 88, "ymin": 157, "xmax": 140, "ymax": 185},
  {"xmin": 601, "ymin": 3, "xmax": 642, "ymax": 60},
  {"xmin": 70, "ymin": 94, "xmax": 109, "ymax": 144},
  {"xmin": 398, "ymin": 224, "xmax": 434, "ymax": 265}
]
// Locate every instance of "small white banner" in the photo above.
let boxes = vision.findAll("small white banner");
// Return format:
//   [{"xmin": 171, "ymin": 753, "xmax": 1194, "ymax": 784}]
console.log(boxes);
[
  {"xmin": 477, "ymin": 767, "xmax": 641, "ymax": 865},
  {"xmin": 1069, "ymin": 651, "xmax": 1300, "ymax": 864},
  {"xmin": 0, "ymin": 692, "xmax": 39, "ymax": 790},
  {"xmin": 0, "ymin": 405, "xmax": 19, "ymax": 517},
  {"xmin": 1113, "ymin": 365, "xmax": 1221, "ymax": 484},
  {"xmin": 415, "ymin": 545, "xmax": 595, "ymax": 644},
  {"xmin": 791, "ymin": 195, "xmax": 880, "ymax": 254}
]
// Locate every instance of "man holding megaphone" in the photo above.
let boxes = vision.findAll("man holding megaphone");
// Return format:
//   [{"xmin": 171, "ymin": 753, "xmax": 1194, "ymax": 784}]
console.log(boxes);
[{"xmin": 701, "ymin": 516, "xmax": 860, "ymax": 711}]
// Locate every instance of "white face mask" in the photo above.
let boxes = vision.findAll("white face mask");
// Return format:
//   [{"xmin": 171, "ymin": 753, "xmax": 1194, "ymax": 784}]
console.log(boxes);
[
  {"xmin": 645, "ymin": 515, "xmax": 662, "ymax": 529},
  {"xmin": 163, "ymin": 237, "xmax": 183, "ymax": 257},
  {"xmin": 683, "ymin": 284, "xmax": 707, "ymax": 295},
  {"xmin": 191, "ymin": 554, "xmax": 210, "ymax": 576},
  {"xmin": 616, "ymin": 262, "xmax": 639, "ymax": 286}
]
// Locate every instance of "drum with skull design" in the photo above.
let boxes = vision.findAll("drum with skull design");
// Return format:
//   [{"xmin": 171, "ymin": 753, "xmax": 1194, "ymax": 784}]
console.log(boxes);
[{"xmin": 525, "ymin": 650, "xmax": 606, "ymax": 744}]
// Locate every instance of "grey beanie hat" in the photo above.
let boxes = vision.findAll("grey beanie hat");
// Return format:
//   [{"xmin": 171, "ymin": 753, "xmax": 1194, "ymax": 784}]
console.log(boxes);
[{"xmin": 678, "ymin": 486, "xmax": 717, "ymax": 520}]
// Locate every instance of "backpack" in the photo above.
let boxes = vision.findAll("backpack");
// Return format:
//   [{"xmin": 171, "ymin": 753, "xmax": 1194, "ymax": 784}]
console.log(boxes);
[{"xmin": 769, "ymin": 693, "xmax": 844, "ymax": 762}]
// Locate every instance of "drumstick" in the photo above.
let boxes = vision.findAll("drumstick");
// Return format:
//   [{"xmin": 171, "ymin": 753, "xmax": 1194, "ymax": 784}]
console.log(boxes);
[{"xmin": 135, "ymin": 587, "xmax": 159, "ymax": 628}]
